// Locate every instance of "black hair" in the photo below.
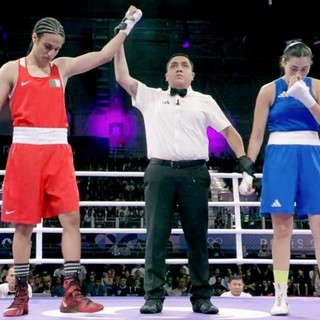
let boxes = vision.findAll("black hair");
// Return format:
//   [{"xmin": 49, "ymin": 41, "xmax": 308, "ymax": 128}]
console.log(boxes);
[
  {"xmin": 279, "ymin": 39, "xmax": 313, "ymax": 72},
  {"xmin": 166, "ymin": 52, "xmax": 194, "ymax": 71},
  {"xmin": 282, "ymin": 39, "xmax": 313, "ymax": 59},
  {"xmin": 27, "ymin": 17, "xmax": 65, "ymax": 54},
  {"xmin": 228, "ymin": 274, "xmax": 244, "ymax": 283},
  {"xmin": 32, "ymin": 17, "xmax": 65, "ymax": 37}
]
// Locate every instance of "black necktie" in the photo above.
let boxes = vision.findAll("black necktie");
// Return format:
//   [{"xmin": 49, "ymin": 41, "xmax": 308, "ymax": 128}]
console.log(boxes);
[{"xmin": 170, "ymin": 88, "xmax": 187, "ymax": 97}]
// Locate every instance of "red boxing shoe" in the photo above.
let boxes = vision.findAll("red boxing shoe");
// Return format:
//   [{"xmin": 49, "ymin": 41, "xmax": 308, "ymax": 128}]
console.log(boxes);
[
  {"xmin": 3, "ymin": 277, "xmax": 29, "ymax": 317},
  {"xmin": 60, "ymin": 274, "xmax": 104, "ymax": 313},
  {"xmin": 3, "ymin": 300, "xmax": 28, "ymax": 317}
]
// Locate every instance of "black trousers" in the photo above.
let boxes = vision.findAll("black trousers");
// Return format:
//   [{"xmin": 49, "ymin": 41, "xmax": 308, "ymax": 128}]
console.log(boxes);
[{"xmin": 143, "ymin": 160, "xmax": 213, "ymax": 301}]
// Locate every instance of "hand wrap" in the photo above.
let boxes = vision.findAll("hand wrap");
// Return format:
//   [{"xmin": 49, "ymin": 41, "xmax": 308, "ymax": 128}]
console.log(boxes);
[
  {"xmin": 287, "ymin": 80, "xmax": 317, "ymax": 109},
  {"xmin": 114, "ymin": 9, "xmax": 143, "ymax": 36},
  {"xmin": 239, "ymin": 172, "xmax": 255, "ymax": 196}
]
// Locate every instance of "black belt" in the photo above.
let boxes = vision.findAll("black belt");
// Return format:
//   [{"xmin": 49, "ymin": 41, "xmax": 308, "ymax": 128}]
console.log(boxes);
[{"xmin": 149, "ymin": 158, "xmax": 206, "ymax": 168}]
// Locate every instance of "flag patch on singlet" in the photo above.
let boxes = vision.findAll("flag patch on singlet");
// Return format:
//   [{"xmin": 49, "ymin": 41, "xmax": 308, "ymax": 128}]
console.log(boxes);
[{"xmin": 49, "ymin": 79, "xmax": 61, "ymax": 88}]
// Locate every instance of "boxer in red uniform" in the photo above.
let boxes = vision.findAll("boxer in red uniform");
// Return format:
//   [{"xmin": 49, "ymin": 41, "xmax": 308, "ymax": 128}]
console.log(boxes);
[{"xmin": 0, "ymin": 5, "xmax": 142, "ymax": 317}]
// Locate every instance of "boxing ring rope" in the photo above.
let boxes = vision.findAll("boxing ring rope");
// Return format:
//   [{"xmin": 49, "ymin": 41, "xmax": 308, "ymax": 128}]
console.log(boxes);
[{"xmin": 0, "ymin": 170, "xmax": 316, "ymax": 266}]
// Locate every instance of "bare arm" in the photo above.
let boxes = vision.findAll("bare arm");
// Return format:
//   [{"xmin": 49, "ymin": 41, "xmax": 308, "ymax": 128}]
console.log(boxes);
[
  {"xmin": 54, "ymin": 6, "xmax": 142, "ymax": 82},
  {"xmin": 54, "ymin": 32, "xmax": 127, "ymax": 80},
  {"xmin": 220, "ymin": 125, "xmax": 246, "ymax": 159},
  {"xmin": 114, "ymin": 44, "xmax": 139, "ymax": 99},
  {"xmin": 239, "ymin": 82, "xmax": 274, "ymax": 195},
  {"xmin": 0, "ymin": 61, "xmax": 17, "ymax": 112},
  {"xmin": 247, "ymin": 82, "xmax": 274, "ymax": 163}
]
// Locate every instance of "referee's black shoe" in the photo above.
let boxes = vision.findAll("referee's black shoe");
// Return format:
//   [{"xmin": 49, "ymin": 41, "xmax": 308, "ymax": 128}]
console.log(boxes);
[
  {"xmin": 140, "ymin": 299, "xmax": 163, "ymax": 314},
  {"xmin": 192, "ymin": 299, "xmax": 219, "ymax": 314}
]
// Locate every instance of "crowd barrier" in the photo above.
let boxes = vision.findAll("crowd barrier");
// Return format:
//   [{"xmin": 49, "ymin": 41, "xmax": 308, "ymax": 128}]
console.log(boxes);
[{"xmin": 0, "ymin": 170, "xmax": 315, "ymax": 266}]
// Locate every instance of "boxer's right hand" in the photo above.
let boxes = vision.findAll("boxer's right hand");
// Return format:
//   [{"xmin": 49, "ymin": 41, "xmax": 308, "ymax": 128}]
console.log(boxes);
[
  {"xmin": 114, "ymin": 7, "xmax": 143, "ymax": 36},
  {"xmin": 287, "ymin": 80, "xmax": 317, "ymax": 109}
]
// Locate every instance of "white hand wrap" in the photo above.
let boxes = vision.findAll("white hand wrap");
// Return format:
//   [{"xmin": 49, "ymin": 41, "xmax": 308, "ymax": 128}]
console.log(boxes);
[
  {"xmin": 239, "ymin": 172, "xmax": 255, "ymax": 196},
  {"xmin": 120, "ymin": 9, "xmax": 143, "ymax": 36},
  {"xmin": 287, "ymin": 80, "xmax": 317, "ymax": 109}
]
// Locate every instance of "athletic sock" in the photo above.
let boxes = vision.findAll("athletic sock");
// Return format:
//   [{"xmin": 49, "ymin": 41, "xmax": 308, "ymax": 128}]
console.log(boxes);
[
  {"xmin": 63, "ymin": 261, "xmax": 81, "ymax": 275},
  {"xmin": 274, "ymin": 270, "xmax": 288, "ymax": 284},
  {"xmin": 14, "ymin": 263, "xmax": 30, "ymax": 278}
]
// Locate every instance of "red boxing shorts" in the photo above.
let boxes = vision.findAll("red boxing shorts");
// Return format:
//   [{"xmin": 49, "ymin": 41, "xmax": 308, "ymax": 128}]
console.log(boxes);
[{"xmin": 1, "ymin": 143, "xmax": 79, "ymax": 224}]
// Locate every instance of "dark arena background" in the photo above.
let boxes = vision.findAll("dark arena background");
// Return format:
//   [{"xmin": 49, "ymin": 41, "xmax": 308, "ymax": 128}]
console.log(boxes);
[{"xmin": 1, "ymin": 0, "xmax": 319, "ymax": 155}]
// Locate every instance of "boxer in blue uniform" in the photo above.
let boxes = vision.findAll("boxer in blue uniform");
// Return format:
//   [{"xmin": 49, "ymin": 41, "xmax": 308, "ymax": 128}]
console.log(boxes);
[{"xmin": 240, "ymin": 40, "xmax": 320, "ymax": 316}]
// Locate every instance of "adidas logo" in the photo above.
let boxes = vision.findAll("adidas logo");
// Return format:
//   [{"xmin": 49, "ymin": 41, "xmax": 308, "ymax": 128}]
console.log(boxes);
[
  {"xmin": 278, "ymin": 91, "xmax": 288, "ymax": 98},
  {"xmin": 271, "ymin": 199, "xmax": 282, "ymax": 207}
]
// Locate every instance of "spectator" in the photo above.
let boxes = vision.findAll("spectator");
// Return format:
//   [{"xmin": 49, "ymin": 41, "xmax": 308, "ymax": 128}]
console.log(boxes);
[
  {"xmin": 0, "ymin": 265, "xmax": 9, "ymax": 284},
  {"xmin": 170, "ymin": 277, "xmax": 189, "ymax": 296},
  {"xmin": 212, "ymin": 276, "xmax": 227, "ymax": 296},
  {"xmin": 131, "ymin": 264, "xmax": 145, "ymax": 278},
  {"xmin": 312, "ymin": 267, "xmax": 320, "ymax": 297},
  {"xmin": 86, "ymin": 279, "xmax": 107, "ymax": 297},
  {"xmin": 101, "ymin": 269, "xmax": 115, "ymax": 296},
  {"xmin": 261, "ymin": 280, "xmax": 275, "ymax": 296},
  {"xmin": 221, "ymin": 268, "xmax": 234, "ymax": 288},
  {"xmin": 114, "ymin": 277, "xmax": 131, "ymax": 296},
  {"xmin": 163, "ymin": 275, "xmax": 173, "ymax": 296},
  {"xmin": 294, "ymin": 269, "xmax": 309, "ymax": 296},
  {"xmin": 221, "ymin": 275, "xmax": 252, "ymax": 297},
  {"xmin": 33, "ymin": 272, "xmax": 52, "ymax": 295},
  {"xmin": 84, "ymin": 273, "xmax": 96, "ymax": 296},
  {"xmin": 32, "ymin": 274, "xmax": 43, "ymax": 293},
  {"xmin": 257, "ymin": 244, "xmax": 272, "ymax": 257},
  {"xmin": 0, "ymin": 266, "xmax": 32, "ymax": 298},
  {"xmin": 130, "ymin": 277, "xmax": 145, "ymax": 296},
  {"xmin": 209, "ymin": 242, "xmax": 224, "ymax": 258},
  {"xmin": 242, "ymin": 269, "xmax": 256, "ymax": 296},
  {"xmin": 52, "ymin": 265, "xmax": 64, "ymax": 279},
  {"xmin": 50, "ymin": 277, "xmax": 65, "ymax": 297},
  {"xmin": 209, "ymin": 267, "xmax": 221, "ymax": 286}
]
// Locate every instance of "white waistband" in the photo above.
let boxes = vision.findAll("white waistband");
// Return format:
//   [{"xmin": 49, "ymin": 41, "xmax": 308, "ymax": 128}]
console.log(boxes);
[
  {"xmin": 268, "ymin": 131, "xmax": 320, "ymax": 146},
  {"xmin": 13, "ymin": 127, "xmax": 68, "ymax": 144}
]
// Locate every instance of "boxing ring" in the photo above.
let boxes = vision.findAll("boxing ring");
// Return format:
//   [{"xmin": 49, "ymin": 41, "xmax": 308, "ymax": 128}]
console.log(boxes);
[
  {"xmin": 0, "ymin": 295, "xmax": 318, "ymax": 319},
  {"xmin": 0, "ymin": 170, "xmax": 318, "ymax": 319}
]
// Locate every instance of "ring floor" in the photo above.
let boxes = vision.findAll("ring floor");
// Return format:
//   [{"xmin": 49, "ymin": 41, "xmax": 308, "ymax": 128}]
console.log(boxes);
[{"xmin": 0, "ymin": 296, "xmax": 317, "ymax": 319}]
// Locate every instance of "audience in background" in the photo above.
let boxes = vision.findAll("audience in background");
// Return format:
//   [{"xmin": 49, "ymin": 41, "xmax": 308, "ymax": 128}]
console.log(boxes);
[{"xmin": 0, "ymin": 262, "xmax": 317, "ymax": 299}]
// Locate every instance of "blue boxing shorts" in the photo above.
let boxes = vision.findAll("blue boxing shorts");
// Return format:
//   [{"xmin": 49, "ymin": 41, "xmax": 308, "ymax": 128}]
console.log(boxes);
[{"xmin": 260, "ymin": 143, "xmax": 320, "ymax": 219}]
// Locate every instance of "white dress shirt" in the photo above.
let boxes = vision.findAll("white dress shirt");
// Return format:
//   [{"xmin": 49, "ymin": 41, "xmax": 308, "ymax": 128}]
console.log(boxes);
[
  {"xmin": 133, "ymin": 83, "xmax": 231, "ymax": 161},
  {"xmin": 220, "ymin": 291, "xmax": 252, "ymax": 297},
  {"xmin": 0, "ymin": 283, "xmax": 32, "ymax": 298}
]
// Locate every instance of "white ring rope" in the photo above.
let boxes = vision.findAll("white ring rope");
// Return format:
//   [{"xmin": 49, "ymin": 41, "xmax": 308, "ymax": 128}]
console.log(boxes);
[{"xmin": 0, "ymin": 170, "xmax": 315, "ymax": 266}]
